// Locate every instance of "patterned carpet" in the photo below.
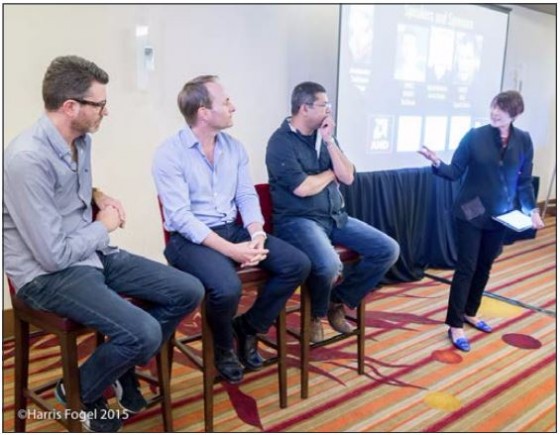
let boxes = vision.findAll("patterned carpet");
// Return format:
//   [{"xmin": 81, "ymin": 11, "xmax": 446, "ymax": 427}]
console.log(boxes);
[{"xmin": 3, "ymin": 217, "xmax": 556, "ymax": 432}]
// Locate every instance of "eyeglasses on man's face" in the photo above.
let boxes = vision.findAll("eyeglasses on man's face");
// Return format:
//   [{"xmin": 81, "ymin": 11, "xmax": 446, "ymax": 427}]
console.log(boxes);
[
  {"xmin": 71, "ymin": 98, "xmax": 107, "ymax": 113},
  {"xmin": 306, "ymin": 102, "xmax": 332, "ymax": 110}
]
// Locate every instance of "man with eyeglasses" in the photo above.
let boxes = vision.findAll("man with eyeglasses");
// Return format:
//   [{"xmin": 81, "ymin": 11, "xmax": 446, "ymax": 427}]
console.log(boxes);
[
  {"xmin": 153, "ymin": 75, "xmax": 310, "ymax": 384},
  {"xmin": 3, "ymin": 55, "xmax": 204, "ymax": 432},
  {"xmin": 266, "ymin": 81, "xmax": 400, "ymax": 343}
]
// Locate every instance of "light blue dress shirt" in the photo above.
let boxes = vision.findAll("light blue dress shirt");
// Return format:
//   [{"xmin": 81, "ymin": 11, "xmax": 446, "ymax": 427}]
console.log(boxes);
[
  {"xmin": 152, "ymin": 125, "xmax": 264, "ymax": 244},
  {"xmin": 3, "ymin": 115, "xmax": 110, "ymax": 291}
]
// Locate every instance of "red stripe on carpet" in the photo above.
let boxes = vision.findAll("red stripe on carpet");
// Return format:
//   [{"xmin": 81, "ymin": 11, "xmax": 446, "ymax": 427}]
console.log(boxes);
[
  {"xmin": 266, "ymin": 306, "xmax": 549, "ymax": 432},
  {"xmin": 497, "ymin": 241, "xmax": 555, "ymax": 263},
  {"xmin": 424, "ymin": 353, "xmax": 556, "ymax": 432},
  {"xmin": 488, "ymin": 264, "xmax": 556, "ymax": 292}
]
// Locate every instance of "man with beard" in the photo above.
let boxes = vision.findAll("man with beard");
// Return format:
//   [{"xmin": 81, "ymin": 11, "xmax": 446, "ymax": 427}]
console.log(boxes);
[
  {"xmin": 266, "ymin": 81, "xmax": 400, "ymax": 343},
  {"xmin": 3, "ymin": 56, "xmax": 204, "ymax": 432}
]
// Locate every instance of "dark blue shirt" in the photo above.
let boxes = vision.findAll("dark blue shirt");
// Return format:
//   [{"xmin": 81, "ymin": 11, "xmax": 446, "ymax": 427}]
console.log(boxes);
[
  {"xmin": 266, "ymin": 118, "xmax": 347, "ymax": 228},
  {"xmin": 434, "ymin": 123, "xmax": 537, "ymax": 229}
]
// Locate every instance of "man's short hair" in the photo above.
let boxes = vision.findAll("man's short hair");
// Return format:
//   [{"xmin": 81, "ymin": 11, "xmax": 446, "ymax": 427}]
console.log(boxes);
[
  {"xmin": 177, "ymin": 75, "xmax": 218, "ymax": 126},
  {"xmin": 42, "ymin": 55, "xmax": 109, "ymax": 111},
  {"xmin": 291, "ymin": 81, "xmax": 326, "ymax": 115},
  {"xmin": 491, "ymin": 90, "xmax": 524, "ymax": 118}
]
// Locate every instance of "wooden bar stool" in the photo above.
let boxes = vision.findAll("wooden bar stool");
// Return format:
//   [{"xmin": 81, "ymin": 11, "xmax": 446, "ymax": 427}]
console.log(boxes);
[
  {"xmin": 254, "ymin": 183, "xmax": 366, "ymax": 399},
  {"xmin": 299, "ymin": 257, "xmax": 365, "ymax": 399},
  {"xmin": 9, "ymin": 278, "xmax": 174, "ymax": 432},
  {"xmin": 157, "ymin": 199, "xmax": 288, "ymax": 432}
]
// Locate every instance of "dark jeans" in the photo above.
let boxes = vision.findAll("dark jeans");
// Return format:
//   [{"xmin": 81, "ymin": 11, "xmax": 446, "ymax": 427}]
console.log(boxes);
[
  {"xmin": 164, "ymin": 223, "xmax": 310, "ymax": 350},
  {"xmin": 446, "ymin": 219, "xmax": 506, "ymax": 327},
  {"xmin": 16, "ymin": 250, "xmax": 204, "ymax": 404},
  {"xmin": 275, "ymin": 217, "xmax": 400, "ymax": 318}
]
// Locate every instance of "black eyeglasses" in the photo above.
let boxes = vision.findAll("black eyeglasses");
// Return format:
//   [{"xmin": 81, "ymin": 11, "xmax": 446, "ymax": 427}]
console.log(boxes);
[{"xmin": 71, "ymin": 98, "xmax": 107, "ymax": 112}]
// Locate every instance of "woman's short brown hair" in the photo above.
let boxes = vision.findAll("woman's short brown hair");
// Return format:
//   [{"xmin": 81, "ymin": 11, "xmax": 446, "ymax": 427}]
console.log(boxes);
[{"xmin": 491, "ymin": 90, "xmax": 524, "ymax": 118}]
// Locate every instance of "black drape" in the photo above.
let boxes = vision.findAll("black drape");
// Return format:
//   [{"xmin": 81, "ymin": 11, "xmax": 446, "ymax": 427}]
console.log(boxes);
[{"xmin": 340, "ymin": 168, "xmax": 539, "ymax": 283}]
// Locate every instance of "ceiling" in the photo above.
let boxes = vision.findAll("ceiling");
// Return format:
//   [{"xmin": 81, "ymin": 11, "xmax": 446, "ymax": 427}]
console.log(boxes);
[{"xmin": 516, "ymin": 4, "xmax": 557, "ymax": 16}]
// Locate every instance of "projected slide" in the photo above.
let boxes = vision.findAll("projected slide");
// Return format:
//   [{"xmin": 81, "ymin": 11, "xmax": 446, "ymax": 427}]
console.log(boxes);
[{"xmin": 337, "ymin": 4, "xmax": 509, "ymax": 172}]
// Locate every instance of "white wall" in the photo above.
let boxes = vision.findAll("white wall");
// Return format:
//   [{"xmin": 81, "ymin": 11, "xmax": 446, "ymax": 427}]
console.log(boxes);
[
  {"xmin": 3, "ymin": 4, "xmax": 339, "ymax": 258},
  {"xmin": 3, "ymin": 4, "xmax": 555, "ymax": 308},
  {"xmin": 502, "ymin": 5, "xmax": 556, "ymax": 203},
  {"xmin": 3, "ymin": 4, "xmax": 339, "ymax": 308}
]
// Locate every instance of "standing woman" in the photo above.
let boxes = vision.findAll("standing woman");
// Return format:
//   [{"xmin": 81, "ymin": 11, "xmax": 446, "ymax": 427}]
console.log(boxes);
[{"xmin": 419, "ymin": 90, "xmax": 545, "ymax": 352}]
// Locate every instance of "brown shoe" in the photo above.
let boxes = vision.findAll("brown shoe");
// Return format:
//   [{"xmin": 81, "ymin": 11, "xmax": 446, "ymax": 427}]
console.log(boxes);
[
  {"xmin": 310, "ymin": 317, "xmax": 324, "ymax": 343},
  {"xmin": 327, "ymin": 302, "xmax": 353, "ymax": 334}
]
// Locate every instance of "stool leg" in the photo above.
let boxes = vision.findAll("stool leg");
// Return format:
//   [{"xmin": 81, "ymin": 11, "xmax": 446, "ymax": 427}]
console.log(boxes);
[
  {"xmin": 357, "ymin": 301, "xmax": 365, "ymax": 375},
  {"xmin": 276, "ymin": 308, "xmax": 288, "ymax": 408},
  {"xmin": 167, "ymin": 332, "xmax": 175, "ymax": 376},
  {"xmin": 95, "ymin": 331, "xmax": 104, "ymax": 347},
  {"xmin": 60, "ymin": 331, "xmax": 83, "ymax": 432},
  {"xmin": 300, "ymin": 285, "xmax": 311, "ymax": 399},
  {"xmin": 201, "ymin": 302, "xmax": 214, "ymax": 432},
  {"xmin": 13, "ymin": 314, "xmax": 29, "ymax": 432},
  {"xmin": 156, "ymin": 338, "xmax": 173, "ymax": 431}
]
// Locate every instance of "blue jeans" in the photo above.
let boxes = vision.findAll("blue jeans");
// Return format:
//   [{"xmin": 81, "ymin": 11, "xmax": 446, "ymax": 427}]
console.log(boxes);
[
  {"xmin": 446, "ymin": 218, "xmax": 505, "ymax": 327},
  {"xmin": 275, "ymin": 217, "xmax": 400, "ymax": 318},
  {"xmin": 164, "ymin": 223, "xmax": 310, "ymax": 350},
  {"xmin": 16, "ymin": 250, "xmax": 204, "ymax": 404}
]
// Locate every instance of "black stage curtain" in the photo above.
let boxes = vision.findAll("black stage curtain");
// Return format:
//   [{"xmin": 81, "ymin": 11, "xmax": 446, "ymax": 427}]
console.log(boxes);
[{"xmin": 340, "ymin": 168, "xmax": 539, "ymax": 283}]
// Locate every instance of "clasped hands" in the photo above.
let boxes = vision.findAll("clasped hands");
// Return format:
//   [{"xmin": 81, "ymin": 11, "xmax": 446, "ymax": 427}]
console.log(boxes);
[
  {"xmin": 93, "ymin": 190, "xmax": 126, "ymax": 232},
  {"xmin": 231, "ymin": 236, "xmax": 269, "ymax": 268}
]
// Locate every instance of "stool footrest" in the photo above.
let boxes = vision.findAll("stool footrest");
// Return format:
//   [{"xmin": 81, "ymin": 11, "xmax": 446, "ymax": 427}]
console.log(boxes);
[{"xmin": 173, "ymin": 338, "xmax": 204, "ymax": 369}]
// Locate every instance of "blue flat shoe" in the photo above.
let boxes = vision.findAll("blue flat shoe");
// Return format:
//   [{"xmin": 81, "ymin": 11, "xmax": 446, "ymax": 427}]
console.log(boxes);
[
  {"xmin": 448, "ymin": 329, "xmax": 470, "ymax": 352},
  {"xmin": 464, "ymin": 318, "xmax": 492, "ymax": 333}
]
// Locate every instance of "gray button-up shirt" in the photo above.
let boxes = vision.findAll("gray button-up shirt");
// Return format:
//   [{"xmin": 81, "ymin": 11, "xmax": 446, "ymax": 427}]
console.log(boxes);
[{"xmin": 3, "ymin": 115, "xmax": 110, "ymax": 291}]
